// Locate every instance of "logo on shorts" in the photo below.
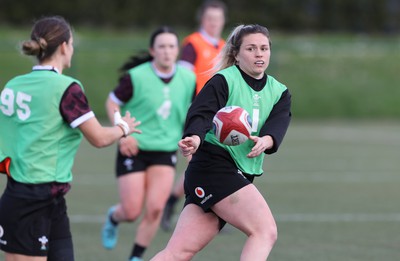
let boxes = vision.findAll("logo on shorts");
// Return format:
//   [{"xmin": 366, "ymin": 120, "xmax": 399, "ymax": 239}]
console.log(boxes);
[
  {"xmin": 171, "ymin": 154, "xmax": 177, "ymax": 165},
  {"xmin": 38, "ymin": 236, "xmax": 48, "ymax": 250},
  {"xmin": 195, "ymin": 187, "xmax": 205, "ymax": 198},
  {"xmin": 0, "ymin": 225, "xmax": 7, "ymax": 245},
  {"xmin": 124, "ymin": 158, "xmax": 134, "ymax": 171},
  {"xmin": 237, "ymin": 169, "xmax": 245, "ymax": 178}
]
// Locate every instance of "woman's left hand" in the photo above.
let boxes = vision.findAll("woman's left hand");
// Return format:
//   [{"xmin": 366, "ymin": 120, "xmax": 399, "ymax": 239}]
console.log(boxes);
[{"xmin": 247, "ymin": 135, "xmax": 274, "ymax": 158}]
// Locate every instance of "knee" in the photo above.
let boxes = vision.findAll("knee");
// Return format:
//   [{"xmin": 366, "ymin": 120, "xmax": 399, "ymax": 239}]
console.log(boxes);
[
  {"xmin": 264, "ymin": 222, "xmax": 278, "ymax": 245},
  {"xmin": 162, "ymin": 247, "xmax": 196, "ymax": 261},
  {"xmin": 122, "ymin": 207, "xmax": 141, "ymax": 222},
  {"xmin": 174, "ymin": 251, "xmax": 196, "ymax": 261},
  {"xmin": 145, "ymin": 206, "xmax": 164, "ymax": 222},
  {"xmin": 252, "ymin": 221, "xmax": 278, "ymax": 246}
]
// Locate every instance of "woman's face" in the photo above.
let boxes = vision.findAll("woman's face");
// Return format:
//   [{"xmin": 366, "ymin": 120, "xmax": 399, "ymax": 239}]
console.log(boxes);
[
  {"xmin": 201, "ymin": 7, "xmax": 225, "ymax": 38},
  {"xmin": 235, "ymin": 33, "xmax": 270, "ymax": 79},
  {"xmin": 150, "ymin": 32, "xmax": 179, "ymax": 72}
]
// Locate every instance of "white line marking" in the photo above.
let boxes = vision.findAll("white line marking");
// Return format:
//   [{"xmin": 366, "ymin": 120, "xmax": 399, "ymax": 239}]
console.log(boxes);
[
  {"xmin": 260, "ymin": 169, "xmax": 400, "ymax": 182},
  {"xmin": 276, "ymin": 213, "xmax": 400, "ymax": 222},
  {"xmin": 69, "ymin": 213, "xmax": 400, "ymax": 224},
  {"xmin": 70, "ymin": 215, "xmax": 104, "ymax": 223}
]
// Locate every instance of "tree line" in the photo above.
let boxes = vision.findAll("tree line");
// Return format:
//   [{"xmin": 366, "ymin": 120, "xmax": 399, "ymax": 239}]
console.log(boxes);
[{"xmin": 1, "ymin": 0, "xmax": 399, "ymax": 33}]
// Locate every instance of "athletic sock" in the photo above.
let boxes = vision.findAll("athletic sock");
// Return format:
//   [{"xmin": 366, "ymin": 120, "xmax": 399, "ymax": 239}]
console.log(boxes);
[
  {"xmin": 109, "ymin": 212, "xmax": 119, "ymax": 226},
  {"xmin": 130, "ymin": 243, "xmax": 146, "ymax": 259},
  {"xmin": 167, "ymin": 194, "xmax": 179, "ymax": 207}
]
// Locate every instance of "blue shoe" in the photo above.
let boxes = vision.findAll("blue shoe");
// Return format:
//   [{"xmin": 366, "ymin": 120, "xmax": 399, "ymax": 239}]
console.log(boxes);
[
  {"xmin": 102, "ymin": 206, "xmax": 118, "ymax": 249},
  {"xmin": 129, "ymin": 257, "xmax": 143, "ymax": 261}
]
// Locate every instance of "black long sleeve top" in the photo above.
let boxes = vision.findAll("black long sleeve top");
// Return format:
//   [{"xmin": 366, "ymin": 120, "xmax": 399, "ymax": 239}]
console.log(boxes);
[{"xmin": 183, "ymin": 65, "xmax": 292, "ymax": 155}]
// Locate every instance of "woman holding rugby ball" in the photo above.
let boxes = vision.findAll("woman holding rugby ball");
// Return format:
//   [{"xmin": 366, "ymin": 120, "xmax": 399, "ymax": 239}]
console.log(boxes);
[{"xmin": 151, "ymin": 24, "xmax": 292, "ymax": 261}]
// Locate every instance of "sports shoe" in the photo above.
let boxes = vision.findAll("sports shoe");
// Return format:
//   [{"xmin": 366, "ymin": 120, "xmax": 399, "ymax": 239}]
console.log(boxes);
[
  {"xmin": 102, "ymin": 206, "xmax": 118, "ymax": 249},
  {"xmin": 129, "ymin": 257, "xmax": 143, "ymax": 261},
  {"xmin": 160, "ymin": 201, "xmax": 174, "ymax": 231}
]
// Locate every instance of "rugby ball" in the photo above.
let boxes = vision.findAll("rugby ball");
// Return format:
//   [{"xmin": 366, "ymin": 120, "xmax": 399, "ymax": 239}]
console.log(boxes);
[{"xmin": 212, "ymin": 106, "xmax": 252, "ymax": 146}]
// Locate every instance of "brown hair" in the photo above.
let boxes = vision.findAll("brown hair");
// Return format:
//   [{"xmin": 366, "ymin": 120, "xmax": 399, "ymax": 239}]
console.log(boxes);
[
  {"xmin": 21, "ymin": 16, "xmax": 72, "ymax": 62},
  {"xmin": 119, "ymin": 26, "xmax": 179, "ymax": 72},
  {"xmin": 196, "ymin": 0, "xmax": 227, "ymax": 23},
  {"xmin": 215, "ymin": 24, "xmax": 271, "ymax": 71}
]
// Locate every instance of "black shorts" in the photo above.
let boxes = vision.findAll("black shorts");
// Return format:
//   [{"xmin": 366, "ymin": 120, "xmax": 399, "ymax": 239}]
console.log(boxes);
[
  {"xmin": 0, "ymin": 179, "xmax": 73, "ymax": 258},
  {"xmin": 116, "ymin": 149, "xmax": 178, "ymax": 177},
  {"xmin": 183, "ymin": 142, "xmax": 255, "ymax": 212}
]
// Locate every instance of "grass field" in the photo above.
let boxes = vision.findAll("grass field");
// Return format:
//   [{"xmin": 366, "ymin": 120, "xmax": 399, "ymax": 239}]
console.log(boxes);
[
  {"xmin": 1, "ymin": 27, "xmax": 399, "ymax": 119},
  {"xmin": 2, "ymin": 120, "xmax": 397, "ymax": 260},
  {"xmin": 1, "ymin": 27, "xmax": 399, "ymax": 260}
]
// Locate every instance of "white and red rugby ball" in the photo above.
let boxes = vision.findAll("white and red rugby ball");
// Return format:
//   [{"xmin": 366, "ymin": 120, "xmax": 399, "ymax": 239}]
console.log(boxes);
[{"xmin": 212, "ymin": 106, "xmax": 252, "ymax": 146}]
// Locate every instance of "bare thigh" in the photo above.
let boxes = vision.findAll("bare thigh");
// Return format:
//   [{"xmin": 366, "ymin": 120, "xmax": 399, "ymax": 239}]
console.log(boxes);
[
  {"xmin": 145, "ymin": 165, "xmax": 175, "ymax": 210},
  {"xmin": 117, "ymin": 171, "xmax": 146, "ymax": 216},
  {"xmin": 5, "ymin": 253, "xmax": 46, "ymax": 261},
  {"xmin": 165, "ymin": 204, "xmax": 220, "ymax": 254},
  {"xmin": 212, "ymin": 184, "xmax": 276, "ymax": 235}
]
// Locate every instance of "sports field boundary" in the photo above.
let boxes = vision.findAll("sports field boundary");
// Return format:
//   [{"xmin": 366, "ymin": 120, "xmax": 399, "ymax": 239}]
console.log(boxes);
[{"xmin": 70, "ymin": 213, "xmax": 400, "ymax": 224}]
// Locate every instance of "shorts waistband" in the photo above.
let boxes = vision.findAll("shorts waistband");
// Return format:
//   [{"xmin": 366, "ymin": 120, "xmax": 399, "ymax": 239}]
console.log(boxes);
[{"xmin": 5, "ymin": 178, "xmax": 71, "ymax": 199}]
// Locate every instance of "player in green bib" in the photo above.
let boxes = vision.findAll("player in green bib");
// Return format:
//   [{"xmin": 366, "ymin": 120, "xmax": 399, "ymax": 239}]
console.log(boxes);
[
  {"xmin": 151, "ymin": 24, "xmax": 291, "ymax": 261},
  {"xmin": 161, "ymin": 0, "xmax": 228, "ymax": 232},
  {"xmin": 101, "ymin": 26, "xmax": 196, "ymax": 261},
  {"xmin": 0, "ymin": 16, "xmax": 141, "ymax": 261}
]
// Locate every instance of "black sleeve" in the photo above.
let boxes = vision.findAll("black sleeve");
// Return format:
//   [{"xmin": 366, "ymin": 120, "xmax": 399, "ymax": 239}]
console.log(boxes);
[
  {"xmin": 183, "ymin": 74, "xmax": 229, "ymax": 143},
  {"xmin": 190, "ymin": 82, "xmax": 197, "ymax": 102},
  {"xmin": 259, "ymin": 89, "xmax": 292, "ymax": 154},
  {"xmin": 113, "ymin": 74, "xmax": 133, "ymax": 103},
  {"xmin": 59, "ymin": 83, "xmax": 92, "ymax": 125},
  {"xmin": 180, "ymin": 43, "xmax": 196, "ymax": 65}
]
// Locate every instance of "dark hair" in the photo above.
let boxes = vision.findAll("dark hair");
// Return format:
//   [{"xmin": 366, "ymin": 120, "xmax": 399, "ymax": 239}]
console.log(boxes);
[
  {"xmin": 196, "ymin": 0, "xmax": 227, "ymax": 23},
  {"xmin": 21, "ymin": 16, "xmax": 72, "ymax": 62},
  {"xmin": 120, "ymin": 26, "xmax": 178, "ymax": 72}
]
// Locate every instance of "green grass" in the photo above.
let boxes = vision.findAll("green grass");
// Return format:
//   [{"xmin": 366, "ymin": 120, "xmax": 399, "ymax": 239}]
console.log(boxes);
[
  {"xmin": 1, "ymin": 27, "xmax": 400, "ymax": 260},
  {"xmin": 2, "ymin": 120, "xmax": 397, "ymax": 260},
  {"xmin": 267, "ymin": 33, "xmax": 400, "ymax": 118},
  {"xmin": 75, "ymin": 120, "xmax": 399, "ymax": 260},
  {"xmin": 1, "ymin": 27, "xmax": 399, "ymax": 119}
]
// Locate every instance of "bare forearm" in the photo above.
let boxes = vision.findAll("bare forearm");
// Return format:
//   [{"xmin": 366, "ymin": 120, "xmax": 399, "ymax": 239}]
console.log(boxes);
[{"xmin": 79, "ymin": 117, "xmax": 125, "ymax": 148}]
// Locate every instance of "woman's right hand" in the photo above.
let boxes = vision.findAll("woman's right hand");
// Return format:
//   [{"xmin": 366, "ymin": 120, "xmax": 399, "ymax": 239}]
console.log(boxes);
[
  {"xmin": 120, "ymin": 111, "xmax": 142, "ymax": 135},
  {"xmin": 114, "ymin": 110, "xmax": 141, "ymax": 137},
  {"xmin": 119, "ymin": 136, "xmax": 139, "ymax": 157},
  {"xmin": 178, "ymin": 135, "xmax": 200, "ymax": 157},
  {"xmin": 114, "ymin": 110, "xmax": 141, "ymax": 156}
]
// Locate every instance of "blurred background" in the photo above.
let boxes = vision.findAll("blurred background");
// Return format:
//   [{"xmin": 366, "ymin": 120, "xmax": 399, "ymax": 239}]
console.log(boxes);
[
  {"xmin": 1, "ymin": 0, "xmax": 400, "ymax": 260},
  {"xmin": 1, "ymin": 0, "xmax": 399, "ymax": 119},
  {"xmin": 1, "ymin": 0, "xmax": 400, "ymax": 33}
]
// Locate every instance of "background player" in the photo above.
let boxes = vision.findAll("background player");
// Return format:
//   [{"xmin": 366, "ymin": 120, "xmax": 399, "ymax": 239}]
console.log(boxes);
[
  {"xmin": 0, "ymin": 16, "xmax": 140, "ymax": 261},
  {"xmin": 101, "ymin": 26, "xmax": 196, "ymax": 261},
  {"xmin": 161, "ymin": 0, "xmax": 227, "ymax": 231}
]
